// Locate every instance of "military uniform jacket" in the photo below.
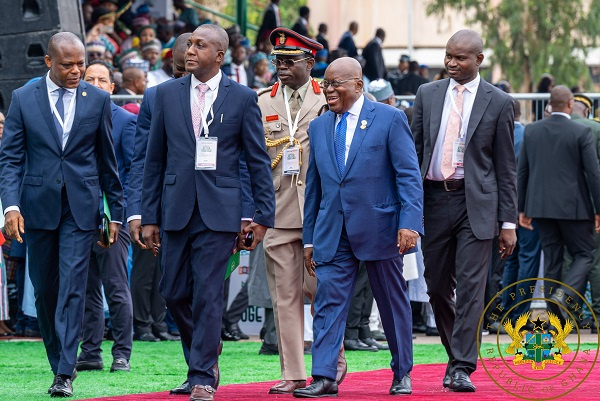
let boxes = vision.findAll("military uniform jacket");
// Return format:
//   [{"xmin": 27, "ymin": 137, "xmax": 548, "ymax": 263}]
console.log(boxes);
[{"xmin": 258, "ymin": 80, "xmax": 326, "ymax": 229}]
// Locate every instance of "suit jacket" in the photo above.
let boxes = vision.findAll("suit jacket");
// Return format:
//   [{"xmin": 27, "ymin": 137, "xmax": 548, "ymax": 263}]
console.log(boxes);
[
  {"xmin": 141, "ymin": 74, "xmax": 275, "ymax": 232},
  {"xmin": 111, "ymin": 102, "xmax": 136, "ymax": 218},
  {"xmin": 291, "ymin": 19, "xmax": 309, "ymax": 37},
  {"xmin": 394, "ymin": 72, "xmax": 429, "ymax": 95},
  {"xmin": 412, "ymin": 78, "xmax": 517, "ymax": 240},
  {"xmin": 258, "ymin": 80, "xmax": 326, "ymax": 229},
  {"xmin": 518, "ymin": 115, "xmax": 600, "ymax": 220},
  {"xmin": 316, "ymin": 33, "xmax": 329, "ymax": 51},
  {"xmin": 303, "ymin": 97, "xmax": 423, "ymax": 262},
  {"xmin": 362, "ymin": 38, "xmax": 386, "ymax": 81},
  {"xmin": 0, "ymin": 77, "xmax": 123, "ymax": 230},
  {"xmin": 338, "ymin": 32, "xmax": 358, "ymax": 58}
]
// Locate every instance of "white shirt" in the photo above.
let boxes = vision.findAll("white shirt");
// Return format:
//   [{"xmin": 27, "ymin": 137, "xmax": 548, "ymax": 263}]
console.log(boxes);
[
  {"xmin": 272, "ymin": 3, "xmax": 280, "ymax": 26},
  {"xmin": 551, "ymin": 112, "xmax": 571, "ymax": 119},
  {"xmin": 231, "ymin": 63, "xmax": 248, "ymax": 87},
  {"xmin": 335, "ymin": 94, "xmax": 365, "ymax": 163},
  {"xmin": 190, "ymin": 70, "xmax": 221, "ymax": 124},
  {"xmin": 147, "ymin": 69, "xmax": 171, "ymax": 88},
  {"xmin": 427, "ymin": 74, "xmax": 480, "ymax": 181},
  {"xmin": 47, "ymin": 72, "xmax": 77, "ymax": 150}
]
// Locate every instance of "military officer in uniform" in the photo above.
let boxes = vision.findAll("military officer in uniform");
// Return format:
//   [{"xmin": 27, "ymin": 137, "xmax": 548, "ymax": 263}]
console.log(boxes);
[{"xmin": 258, "ymin": 27, "xmax": 346, "ymax": 395}]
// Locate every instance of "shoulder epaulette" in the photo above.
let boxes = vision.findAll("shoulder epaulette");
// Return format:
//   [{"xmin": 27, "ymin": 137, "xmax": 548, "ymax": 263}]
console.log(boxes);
[
  {"xmin": 311, "ymin": 79, "xmax": 321, "ymax": 95},
  {"xmin": 257, "ymin": 87, "xmax": 272, "ymax": 97},
  {"xmin": 270, "ymin": 81, "xmax": 280, "ymax": 97}
]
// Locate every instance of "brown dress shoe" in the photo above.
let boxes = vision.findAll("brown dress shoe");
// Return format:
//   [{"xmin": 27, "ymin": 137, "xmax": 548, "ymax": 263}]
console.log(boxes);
[
  {"xmin": 269, "ymin": 380, "xmax": 307, "ymax": 394},
  {"xmin": 190, "ymin": 385, "xmax": 216, "ymax": 401},
  {"xmin": 336, "ymin": 351, "xmax": 347, "ymax": 384}
]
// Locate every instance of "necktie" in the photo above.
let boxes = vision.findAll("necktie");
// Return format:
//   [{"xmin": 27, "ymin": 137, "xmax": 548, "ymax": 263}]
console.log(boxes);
[
  {"xmin": 335, "ymin": 112, "xmax": 349, "ymax": 176},
  {"xmin": 235, "ymin": 66, "xmax": 241, "ymax": 83},
  {"xmin": 54, "ymin": 88, "xmax": 67, "ymax": 144},
  {"xmin": 441, "ymin": 84, "xmax": 466, "ymax": 179},
  {"xmin": 290, "ymin": 90, "xmax": 300, "ymax": 120},
  {"xmin": 192, "ymin": 83, "xmax": 209, "ymax": 138}
]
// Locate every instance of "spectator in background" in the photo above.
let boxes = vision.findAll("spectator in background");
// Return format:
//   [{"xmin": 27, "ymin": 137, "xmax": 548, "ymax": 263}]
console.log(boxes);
[
  {"xmin": 394, "ymin": 61, "xmax": 429, "ymax": 95},
  {"xmin": 434, "ymin": 69, "xmax": 448, "ymax": 81},
  {"xmin": 251, "ymin": 54, "xmax": 273, "ymax": 89},
  {"xmin": 87, "ymin": 40, "xmax": 107, "ymax": 63},
  {"xmin": 316, "ymin": 23, "xmax": 329, "ymax": 50},
  {"xmin": 138, "ymin": 25, "xmax": 157, "ymax": 47},
  {"xmin": 173, "ymin": 0, "xmax": 199, "ymax": 32},
  {"xmin": 141, "ymin": 39, "xmax": 162, "ymax": 71},
  {"xmin": 533, "ymin": 73, "xmax": 554, "ymax": 121},
  {"xmin": 419, "ymin": 64, "xmax": 429, "ymax": 80},
  {"xmin": 387, "ymin": 54, "xmax": 410, "ymax": 94},
  {"xmin": 311, "ymin": 49, "xmax": 329, "ymax": 78},
  {"xmin": 291, "ymin": 6, "xmax": 310, "ymax": 37},
  {"xmin": 224, "ymin": 44, "xmax": 254, "ymax": 87},
  {"xmin": 87, "ymin": 7, "xmax": 120, "ymax": 56},
  {"xmin": 156, "ymin": 23, "xmax": 175, "ymax": 48},
  {"xmin": 148, "ymin": 49, "xmax": 173, "ymax": 88},
  {"xmin": 368, "ymin": 79, "xmax": 396, "ymax": 106},
  {"xmin": 338, "ymin": 21, "xmax": 358, "ymax": 58},
  {"xmin": 496, "ymin": 80, "xmax": 511, "ymax": 93},
  {"xmin": 256, "ymin": 0, "xmax": 281, "ymax": 46},
  {"xmin": 115, "ymin": 66, "xmax": 147, "ymax": 109},
  {"xmin": 362, "ymin": 28, "xmax": 386, "ymax": 82}
]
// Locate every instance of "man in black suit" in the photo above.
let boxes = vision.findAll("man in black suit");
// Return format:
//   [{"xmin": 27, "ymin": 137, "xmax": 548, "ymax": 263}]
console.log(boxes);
[
  {"xmin": 412, "ymin": 29, "xmax": 517, "ymax": 392},
  {"xmin": 337, "ymin": 22, "xmax": 359, "ymax": 58},
  {"xmin": 518, "ymin": 85, "xmax": 600, "ymax": 319},
  {"xmin": 394, "ymin": 61, "xmax": 429, "ymax": 95},
  {"xmin": 256, "ymin": 0, "xmax": 281, "ymax": 46},
  {"xmin": 316, "ymin": 23, "xmax": 329, "ymax": 51},
  {"xmin": 0, "ymin": 32, "xmax": 123, "ymax": 397},
  {"xmin": 362, "ymin": 28, "xmax": 386, "ymax": 81},
  {"xmin": 291, "ymin": 6, "xmax": 310, "ymax": 37}
]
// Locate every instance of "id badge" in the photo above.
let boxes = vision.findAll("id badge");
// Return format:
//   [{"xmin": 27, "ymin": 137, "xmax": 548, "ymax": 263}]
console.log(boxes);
[
  {"xmin": 282, "ymin": 146, "xmax": 300, "ymax": 176},
  {"xmin": 195, "ymin": 137, "xmax": 218, "ymax": 170},
  {"xmin": 452, "ymin": 139, "xmax": 465, "ymax": 168}
]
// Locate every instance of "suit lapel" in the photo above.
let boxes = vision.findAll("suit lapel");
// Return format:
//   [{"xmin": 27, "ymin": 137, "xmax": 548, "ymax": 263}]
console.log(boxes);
[
  {"xmin": 430, "ymin": 79, "xmax": 449, "ymax": 146},
  {"xmin": 64, "ymin": 82, "xmax": 88, "ymax": 151},
  {"xmin": 325, "ymin": 111, "xmax": 338, "ymax": 178},
  {"xmin": 179, "ymin": 75, "xmax": 194, "ymax": 140},
  {"xmin": 343, "ymin": 97, "xmax": 374, "ymax": 179},
  {"xmin": 35, "ymin": 76, "xmax": 62, "ymax": 150},
  {"xmin": 465, "ymin": 80, "xmax": 492, "ymax": 148},
  {"xmin": 211, "ymin": 75, "xmax": 231, "ymax": 122}
]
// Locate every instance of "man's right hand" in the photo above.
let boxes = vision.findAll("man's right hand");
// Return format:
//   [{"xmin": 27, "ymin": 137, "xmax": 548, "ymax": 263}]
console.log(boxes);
[
  {"xmin": 142, "ymin": 224, "xmax": 161, "ymax": 256},
  {"xmin": 129, "ymin": 219, "xmax": 147, "ymax": 249},
  {"xmin": 5, "ymin": 211, "xmax": 25, "ymax": 243},
  {"xmin": 304, "ymin": 247, "xmax": 316, "ymax": 277}
]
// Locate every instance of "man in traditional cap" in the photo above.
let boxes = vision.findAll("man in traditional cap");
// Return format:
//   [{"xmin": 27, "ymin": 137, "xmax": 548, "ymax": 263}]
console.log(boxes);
[
  {"xmin": 368, "ymin": 79, "xmax": 396, "ymax": 106},
  {"xmin": 258, "ymin": 27, "xmax": 347, "ymax": 395}
]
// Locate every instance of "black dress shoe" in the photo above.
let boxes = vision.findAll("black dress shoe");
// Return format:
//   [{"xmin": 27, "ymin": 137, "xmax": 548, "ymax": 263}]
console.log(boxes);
[
  {"xmin": 221, "ymin": 327, "xmax": 240, "ymax": 341},
  {"xmin": 156, "ymin": 331, "xmax": 181, "ymax": 341},
  {"xmin": 48, "ymin": 370, "xmax": 77, "ymax": 394},
  {"xmin": 425, "ymin": 326, "xmax": 439, "ymax": 336},
  {"xmin": 412, "ymin": 323, "xmax": 427, "ymax": 333},
  {"xmin": 443, "ymin": 361, "xmax": 452, "ymax": 388},
  {"xmin": 293, "ymin": 376, "xmax": 338, "ymax": 398},
  {"xmin": 258, "ymin": 342, "xmax": 279, "ymax": 355},
  {"xmin": 362, "ymin": 337, "xmax": 389, "ymax": 350},
  {"xmin": 450, "ymin": 371, "xmax": 476, "ymax": 392},
  {"xmin": 76, "ymin": 359, "xmax": 103, "ymax": 371},
  {"xmin": 390, "ymin": 374, "xmax": 412, "ymax": 395},
  {"xmin": 371, "ymin": 330, "xmax": 387, "ymax": 341},
  {"xmin": 50, "ymin": 374, "xmax": 73, "ymax": 397},
  {"xmin": 170, "ymin": 380, "xmax": 191, "ymax": 395},
  {"xmin": 134, "ymin": 332, "xmax": 160, "ymax": 342},
  {"xmin": 343, "ymin": 338, "xmax": 378, "ymax": 352},
  {"xmin": 24, "ymin": 328, "xmax": 42, "ymax": 337},
  {"xmin": 229, "ymin": 323, "xmax": 249, "ymax": 340},
  {"xmin": 110, "ymin": 358, "xmax": 130, "ymax": 372}
]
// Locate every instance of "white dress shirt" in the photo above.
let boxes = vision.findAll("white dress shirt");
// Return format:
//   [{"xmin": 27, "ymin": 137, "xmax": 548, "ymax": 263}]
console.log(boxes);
[
  {"xmin": 190, "ymin": 70, "xmax": 222, "ymax": 126},
  {"xmin": 231, "ymin": 63, "xmax": 248, "ymax": 87},
  {"xmin": 426, "ymin": 74, "xmax": 480, "ymax": 181},
  {"xmin": 335, "ymin": 94, "xmax": 365, "ymax": 163},
  {"xmin": 551, "ymin": 112, "xmax": 571, "ymax": 119}
]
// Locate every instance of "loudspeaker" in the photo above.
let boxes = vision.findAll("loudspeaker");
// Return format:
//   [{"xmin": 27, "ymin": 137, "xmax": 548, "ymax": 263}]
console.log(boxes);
[
  {"xmin": 0, "ymin": 79, "xmax": 31, "ymax": 115},
  {"xmin": 0, "ymin": 31, "xmax": 54, "ymax": 81},
  {"xmin": 0, "ymin": 0, "xmax": 85, "ymax": 35}
]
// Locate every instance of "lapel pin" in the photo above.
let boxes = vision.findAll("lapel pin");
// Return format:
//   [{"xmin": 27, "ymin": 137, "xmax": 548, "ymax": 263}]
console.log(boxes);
[
  {"xmin": 82, "ymin": 91, "xmax": 87, "ymax": 97},
  {"xmin": 360, "ymin": 120, "xmax": 367, "ymax": 130}
]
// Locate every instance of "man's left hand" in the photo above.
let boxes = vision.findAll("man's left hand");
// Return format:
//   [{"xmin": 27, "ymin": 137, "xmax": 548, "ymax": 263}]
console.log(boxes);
[
  {"xmin": 397, "ymin": 229, "xmax": 419, "ymax": 254},
  {"xmin": 238, "ymin": 222, "xmax": 268, "ymax": 251},
  {"xmin": 98, "ymin": 222, "xmax": 121, "ymax": 248},
  {"xmin": 498, "ymin": 228, "xmax": 517, "ymax": 259}
]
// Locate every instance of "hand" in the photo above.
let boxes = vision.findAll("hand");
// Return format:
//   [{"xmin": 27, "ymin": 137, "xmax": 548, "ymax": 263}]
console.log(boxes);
[
  {"xmin": 238, "ymin": 222, "xmax": 268, "ymax": 251},
  {"xmin": 4, "ymin": 211, "xmax": 25, "ymax": 243},
  {"xmin": 498, "ymin": 228, "xmax": 517, "ymax": 259},
  {"xmin": 519, "ymin": 212, "xmax": 533, "ymax": 230},
  {"xmin": 397, "ymin": 229, "xmax": 419, "ymax": 254},
  {"xmin": 595, "ymin": 215, "xmax": 600, "ymax": 233},
  {"xmin": 129, "ymin": 219, "xmax": 147, "ymax": 249},
  {"xmin": 304, "ymin": 247, "xmax": 316, "ymax": 277},
  {"xmin": 97, "ymin": 222, "xmax": 121, "ymax": 248},
  {"xmin": 233, "ymin": 220, "xmax": 252, "ymax": 253},
  {"xmin": 142, "ymin": 224, "xmax": 161, "ymax": 256}
]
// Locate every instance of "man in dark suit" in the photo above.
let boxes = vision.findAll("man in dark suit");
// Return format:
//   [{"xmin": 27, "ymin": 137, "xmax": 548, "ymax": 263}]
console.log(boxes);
[
  {"xmin": 518, "ymin": 86, "xmax": 600, "ymax": 319},
  {"xmin": 141, "ymin": 24, "xmax": 275, "ymax": 401},
  {"xmin": 76, "ymin": 60, "xmax": 135, "ymax": 373},
  {"xmin": 316, "ymin": 23, "xmax": 329, "ymax": 51},
  {"xmin": 394, "ymin": 61, "xmax": 429, "ymax": 95},
  {"xmin": 412, "ymin": 29, "xmax": 517, "ymax": 392},
  {"xmin": 337, "ymin": 22, "xmax": 359, "ymax": 58},
  {"xmin": 362, "ymin": 28, "xmax": 386, "ymax": 82},
  {"xmin": 295, "ymin": 57, "xmax": 423, "ymax": 398},
  {"xmin": 256, "ymin": 0, "xmax": 281, "ymax": 46},
  {"xmin": 291, "ymin": 6, "xmax": 310, "ymax": 37},
  {"xmin": 0, "ymin": 32, "xmax": 123, "ymax": 397}
]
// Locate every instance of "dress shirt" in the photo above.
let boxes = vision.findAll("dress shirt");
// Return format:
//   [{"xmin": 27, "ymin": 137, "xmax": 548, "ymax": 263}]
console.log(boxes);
[
  {"xmin": 283, "ymin": 79, "xmax": 310, "ymax": 108},
  {"xmin": 427, "ymin": 74, "xmax": 480, "ymax": 181},
  {"xmin": 47, "ymin": 72, "xmax": 77, "ymax": 149},
  {"xmin": 375, "ymin": 37, "xmax": 383, "ymax": 46},
  {"xmin": 551, "ymin": 112, "xmax": 571, "ymax": 119},
  {"xmin": 335, "ymin": 94, "xmax": 365, "ymax": 163},
  {"xmin": 231, "ymin": 63, "xmax": 248, "ymax": 86},
  {"xmin": 273, "ymin": 3, "xmax": 280, "ymax": 26},
  {"xmin": 190, "ymin": 70, "xmax": 222, "ymax": 130}
]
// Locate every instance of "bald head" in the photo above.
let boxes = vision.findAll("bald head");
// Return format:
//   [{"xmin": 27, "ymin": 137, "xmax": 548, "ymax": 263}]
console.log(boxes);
[
  {"xmin": 194, "ymin": 24, "xmax": 229, "ymax": 52},
  {"xmin": 328, "ymin": 57, "xmax": 362, "ymax": 78},
  {"xmin": 48, "ymin": 32, "xmax": 85, "ymax": 59},
  {"xmin": 45, "ymin": 32, "xmax": 86, "ymax": 89},
  {"xmin": 549, "ymin": 85, "xmax": 574, "ymax": 113},
  {"xmin": 323, "ymin": 57, "xmax": 364, "ymax": 114},
  {"xmin": 447, "ymin": 29, "xmax": 483, "ymax": 55}
]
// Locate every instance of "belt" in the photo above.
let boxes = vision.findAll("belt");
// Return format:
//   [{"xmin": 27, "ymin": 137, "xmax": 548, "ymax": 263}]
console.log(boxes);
[{"xmin": 424, "ymin": 179, "xmax": 465, "ymax": 191}]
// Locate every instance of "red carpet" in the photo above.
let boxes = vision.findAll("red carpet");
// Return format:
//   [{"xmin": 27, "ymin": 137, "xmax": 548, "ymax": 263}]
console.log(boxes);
[{"xmin": 85, "ymin": 358, "xmax": 600, "ymax": 401}]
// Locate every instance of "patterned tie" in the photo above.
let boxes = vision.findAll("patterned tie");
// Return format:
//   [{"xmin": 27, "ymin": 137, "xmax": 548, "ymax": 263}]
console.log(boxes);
[
  {"xmin": 54, "ymin": 88, "xmax": 67, "ymax": 145},
  {"xmin": 335, "ymin": 112, "xmax": 350, "ymax": 176},
  {"xmin": 441, "ymin": 84, "xmax": 466, "ymax": 179},
  {"xmin": 192, "ymin": 83, "xmax": 209, "ymax": 138},
  {"xmin": 290, "ymin": 90, "xmax": 301, "ymax": 120}
]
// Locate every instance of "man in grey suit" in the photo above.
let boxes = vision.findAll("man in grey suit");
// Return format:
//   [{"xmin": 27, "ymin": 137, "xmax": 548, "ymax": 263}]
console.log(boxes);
[
  {"xmin": 518, "ymin": 86, "xmax": 600, "ymax": 321},
  {"xmin": 412, "ymin": 29, "xmax": 517, "ymax": 392}
]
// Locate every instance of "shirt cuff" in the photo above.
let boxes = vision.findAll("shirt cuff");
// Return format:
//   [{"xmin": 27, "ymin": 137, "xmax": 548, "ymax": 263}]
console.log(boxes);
[
  {"xmin": 304, "ymin": 244, "xmax": 313, "ymax": 248},
  {"xmin": 242, "ymin": 218, "xmax": 252, "ymax": 221},
  {"xmin": 4, "ymin": 206, "xmax": 20, "ymax": 215},
  {"xmin": 501, "ymin": 222, "xmax": 517, "ymax": 230},
  {"xmin": 127, "ymin": 215, "xmax": 141, "ymax": 223},
  {"xmin": 110, "ymin": 221, "xmax": 123, "ymax": 225}
]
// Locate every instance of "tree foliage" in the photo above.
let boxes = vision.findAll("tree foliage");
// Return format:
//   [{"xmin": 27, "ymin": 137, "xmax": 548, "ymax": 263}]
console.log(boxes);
[{"xmin": 427, "ymin": 0, "xmax": 600, "ymax": 91}]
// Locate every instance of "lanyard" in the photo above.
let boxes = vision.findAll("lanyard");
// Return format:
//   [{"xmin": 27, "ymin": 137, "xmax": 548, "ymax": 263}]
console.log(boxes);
[
  {"xmin": 193, "ymin": 87, "xmax": 215, "ymax": 138},
  {"xmin": 282, "ymin": 85, "xmax": 301, "ymax": 144},
  {"xmin": 449, "ymin": 86, "xmax": 467, "ymax": 139},
  {"xmin": 49, "ymin": 89, "xmax": 76, "ymax": 132}
]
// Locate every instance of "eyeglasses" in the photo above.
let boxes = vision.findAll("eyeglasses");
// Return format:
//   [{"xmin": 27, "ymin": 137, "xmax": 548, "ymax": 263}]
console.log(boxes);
[
  {"xmin": 271, "ymin": 57, "xmax": 312, "ymax": 68},
  {"xmin": 320, "ymin": 78, "xmax": 361, "ymax": 89}
]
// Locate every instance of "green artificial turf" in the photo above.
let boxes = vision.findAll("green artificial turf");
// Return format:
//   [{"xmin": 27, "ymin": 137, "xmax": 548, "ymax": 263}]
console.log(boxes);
[{"xmin": 0, "ymin": 340, "xmax": 446, "ymax": 401}]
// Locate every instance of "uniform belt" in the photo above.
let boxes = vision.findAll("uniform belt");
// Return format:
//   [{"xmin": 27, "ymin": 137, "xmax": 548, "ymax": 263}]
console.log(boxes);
[{"xmin": 424, "ymin": 179, "xmax": 464, "ymax": 191}]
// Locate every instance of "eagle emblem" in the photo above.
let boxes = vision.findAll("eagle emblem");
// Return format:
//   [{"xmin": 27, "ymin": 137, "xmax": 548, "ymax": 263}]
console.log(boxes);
[{"xmin": 279, "ymin": 32, "xmax": 286, "ymax": 45}]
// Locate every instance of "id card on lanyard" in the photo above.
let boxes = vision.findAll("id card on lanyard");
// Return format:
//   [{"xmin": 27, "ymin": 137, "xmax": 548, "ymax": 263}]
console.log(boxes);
[
  {"xmin": 195, "ymin": 105, "xmax": 218, "ymax": 170},
  {"xmin": 282, "ymin": 86, "xmax": 301, "ymax": 176},
  {"xmin": 449, "ymin": 88, "xmax": 466, "ymax": 168},
  {"xmin": 50, "ymin": 89, "xmax": 76, "ymax": 135}
]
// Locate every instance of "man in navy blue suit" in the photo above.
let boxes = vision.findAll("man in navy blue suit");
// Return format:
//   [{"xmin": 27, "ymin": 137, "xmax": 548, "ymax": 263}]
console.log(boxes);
[
  {"xmin": 0, "ymin": 32, "xmax": 123, "ymax": 397},
  {"xmin": 294, "ymin": 57, "xmax": 423, "ymax": 398},
  {"xmin": 141, "ymin": 24, "xmax": 275, "ymax": 401},
  {"xmin": 76, "ymin": 60, "xmax": 135, "ymax": 373}
]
